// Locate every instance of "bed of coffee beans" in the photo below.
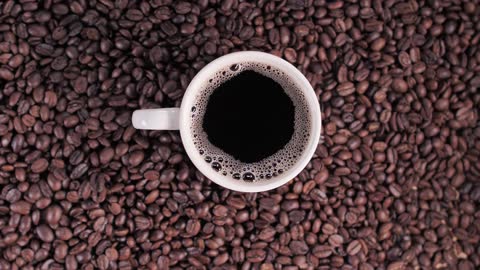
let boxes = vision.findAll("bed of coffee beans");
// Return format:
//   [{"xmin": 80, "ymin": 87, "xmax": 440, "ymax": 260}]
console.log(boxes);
[{"xmin": 0, "ymin": 0, "xmax": 479, "ymax": 269}]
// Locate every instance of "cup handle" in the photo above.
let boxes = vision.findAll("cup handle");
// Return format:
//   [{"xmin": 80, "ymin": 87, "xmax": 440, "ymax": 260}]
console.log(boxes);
[{"xmin": 132, "ymin": 108, "xmax": 180, "ymax": 130}]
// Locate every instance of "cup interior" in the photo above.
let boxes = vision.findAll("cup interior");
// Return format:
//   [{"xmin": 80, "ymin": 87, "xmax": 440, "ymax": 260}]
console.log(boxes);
[{"xmin": 179, "ymin": 51, "xmax": 321, "ymax": 192}]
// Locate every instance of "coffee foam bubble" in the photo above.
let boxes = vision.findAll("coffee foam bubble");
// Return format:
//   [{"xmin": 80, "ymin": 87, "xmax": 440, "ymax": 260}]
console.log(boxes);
[{"xmin": 191, "ymin": 62, "xmax": 311, "ymax": 182}]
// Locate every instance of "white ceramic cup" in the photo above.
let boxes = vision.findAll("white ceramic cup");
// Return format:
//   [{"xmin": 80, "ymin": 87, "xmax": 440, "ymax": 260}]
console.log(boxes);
[{"xmin": 132, "ymin": 51, "xmax": 321, "ymax": 192}]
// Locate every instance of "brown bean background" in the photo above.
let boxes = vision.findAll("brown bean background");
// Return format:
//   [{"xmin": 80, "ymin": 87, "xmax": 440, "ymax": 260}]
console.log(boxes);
[{"xmin": 0, "ymin": 0, "xmax": 479, "ymax": 270}]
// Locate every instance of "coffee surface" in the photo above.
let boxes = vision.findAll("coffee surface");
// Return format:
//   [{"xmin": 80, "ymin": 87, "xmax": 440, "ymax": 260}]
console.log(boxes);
[
  {"xmin": 202, "ymin": 70, "xmax": 295, "ymax": 163},
  {"xmin": 190, "ymin": 62, "xmax": 311, "ymax": 181}
]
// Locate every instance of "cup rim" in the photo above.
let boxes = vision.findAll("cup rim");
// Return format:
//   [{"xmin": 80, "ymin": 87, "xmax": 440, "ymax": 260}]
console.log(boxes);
[{"xmin": 179, "ymin": 51, "xmax": 321, "ymax": 192}]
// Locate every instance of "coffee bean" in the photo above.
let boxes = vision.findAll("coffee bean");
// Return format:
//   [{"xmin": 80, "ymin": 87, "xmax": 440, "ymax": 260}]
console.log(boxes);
[
  {"xmin": 65, "ymin": 255, "xmax": 78, "ymax": 270},
  {"xmin": 284, "ymin": 48, "xmax": 297, "ymax": 63},
  {"xmin": 328, "ymin": 234, "xmax": 344, "ymax": 247},
  {"xmin": 126, "ymin": 9, "xmax": 144, "ymax": 21},
  {"xmin": 0, "ymin": 1, "xmax": 478, "ymax": 269},
  {"xmin": 5, "ymin": 188, "xmax": 21, "ymax": 203},
  {"xmin": 246, "ymin": 249, "xmax": 266, "ymax": 263},
  {"xmin": 129, "ymin": 151, "xmax": 144, "ymax": 167},
  {"xmin": 239, "ymin": 26, "xmax": 255, "ymax": 41},
  {"xmin": 398, "ymin": 52, "xmax": 411, "ymax": 67},
  {"xmin": 4, "ymin": 233, "xmax": 19, "ymax": 245},
  {"xmin": 435, "ymin": 98, "xmax": 450, "ymax": 111},
  {"xmin": 322, "ymin": 223, "xmax": 336, "ymax": 235},
  {"xmin": 8, "ymin": 54, "xmax": 24, "ymax": 68},
  {"xmin": 160, "ymin": 21, "xmax": 177, "ymax": 36},
  {"xmin": 70, "ymin": 163, "xmax": 88, "ymax": 179},
  {"xmin": 289, "ymin": 240, "xmax": 309, "ymax": 255},
  {"xmin": 346, "ymin": 240, "xmax": 362, "ymax": 255},
  {"xmin": 371, "ymin": 38, "xmax": 386, "ymax": 51},
  {"xmin": 387, "ymin": 261, "xmax": 405, "ymax": 270},
  {"xmin": 99, "ymin": 147, "xmax": 114, "ymax": 164},
  {"xmin": 31, "ymin": 158, "xmax": 49, "ymax": 173},
  {"xmin": 312, "ymin": 245, "xmax": 333, "ymax": 258},
  {"xmin": 45, "ymin": 205, "xmax": 62, "ymax": 225},
  {"xmin": 0, "ymin": 68, "xmax": 14, "ymax": 80},
  {"xmin": 337, "ymin": 82, "xmax": 355, "ymax": 96},
  {"xmin": 279, "ymin": 27, "xmax": 290, "ymax": 45},
  {"xmin": 213, "ymin": 252, "xmax": 229, "ymax": 266},
  {"xmin": 389, "ymin": 183, "xmax": 402, "ymax": 198},
  {"xmin": 36, "ymin": 225, "xmax": 54, "ymax": 242},
  {"xmin": 10, "ymin": 200, "xmax": 31, "ymax": 215}
]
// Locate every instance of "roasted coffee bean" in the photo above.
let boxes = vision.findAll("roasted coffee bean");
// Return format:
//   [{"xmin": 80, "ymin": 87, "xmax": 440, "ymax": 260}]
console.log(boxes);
[
  {"xmin": 346, "ymin": 240, "xmax": 362, "ymax": 255},
  {"xmin": 0, "ymin": 68, "xmax": 14, "ymax": 80},
  {"xmin": 312, "ymin": 245, "xmax": 333, "ymax": 258},
  {"xmin": 246, "ymin": 249, "xmax": 266, "ymax": 263},
  {"xmin": 337, "ymin": 82, "xmax": 355, "ymax": 96},
  {"xmin": 36, "ymin": 225, "xmax": 54, "ymax": 242},
  {"xmin": 0, "ymin": 1, "xmax": 478, "ymax": 269},
  {"xmin": 70, "ymin": 163, "xmax": 88, "ymax": 179},
  {"xmin": 45, "ymin": 205, "xmax": 63, "ymax": 225},
  {"xmin": 10, "ymin": 201, "xmax": 32, "ymax": 215},
  {"xmin": 31, "ymin": 158, "xmax": 49, "ymax": 173},
  {"xmin": 328, "ymin": 234, "xmax": 344, "ymax": 247}
]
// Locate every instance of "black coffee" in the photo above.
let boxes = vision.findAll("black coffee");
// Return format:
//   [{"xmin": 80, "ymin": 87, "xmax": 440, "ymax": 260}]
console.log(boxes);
[
  {"xmin": 202, "ymin": 70, "xmax": 295, "ymax": 163},
  {"xmin": 190, "ymin": 62, "xmax": 311, "ymax": 181}
]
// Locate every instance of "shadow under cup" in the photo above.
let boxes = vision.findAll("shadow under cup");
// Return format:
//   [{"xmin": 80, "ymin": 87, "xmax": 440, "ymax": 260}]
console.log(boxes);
[{"xmin": 179, "ymin": 52, "xmax": 321, "ymax": 192}]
